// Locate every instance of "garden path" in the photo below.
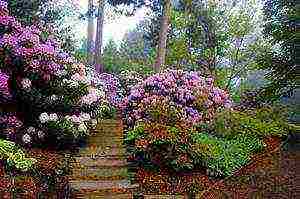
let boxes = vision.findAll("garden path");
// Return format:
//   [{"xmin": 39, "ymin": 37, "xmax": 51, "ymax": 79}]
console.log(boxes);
[
  {"xmin": 67, "ymin": 120, "xmax": 299, "ymax": 199},
  {"xmin": 68, "ymin": 119, "xmax": 138, "ymax": 199}
]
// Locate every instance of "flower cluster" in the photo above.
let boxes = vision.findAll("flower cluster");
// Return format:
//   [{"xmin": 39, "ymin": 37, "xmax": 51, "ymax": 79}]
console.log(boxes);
[
  {"xmin": 80, "ymin": 87, "xmax": 106, "ymax": 106},
  {"xmin": 37, "ymin": 112, "xmax": 98, "ymax": 142},
  {"xmin": 121, "ymin": 69, "xmax": 232, "ymax": 128},
  {"xmin": 0, "ymin": 2, "xmax": 111, "ymax": 147},
  {"xmin": 0, "ymin": 114, "xmax": 23, "ymax": 128},
  {"xmin": 87, "ymin": 71, "xmax": 124, "ymax": 105},
  {"xmin": 0, "ymin": 70, "xmax": 12, "ymax": 103},
  {"xmin": 0, "ymin": 113, "xmax": 22, "ymax": 140},
  {"xmin": 0, "ymin": 0, "xmax": 84, "ymax": 83}
]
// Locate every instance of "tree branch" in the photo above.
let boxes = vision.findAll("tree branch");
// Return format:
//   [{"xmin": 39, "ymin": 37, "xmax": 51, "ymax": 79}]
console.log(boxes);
[{"xmin": 226, "ymin": 37, "xmax": 244, "ymax": 89}]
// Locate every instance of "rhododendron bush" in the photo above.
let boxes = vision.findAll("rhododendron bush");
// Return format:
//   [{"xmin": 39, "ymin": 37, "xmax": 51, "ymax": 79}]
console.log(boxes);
[
  {"xmin": 121, "ymin": 70, "xmax": 288, "ymax": 176},
  {"xmin": 121, "ymin": 69, "xmax": 232, "ymax": 128},
  {"xmin": 121, "ymin": 69, "xmax": 235, "ymax": 173},
  {"xmin": 0, "ymin": 1, "xmax": 111, "ymax": 148}
]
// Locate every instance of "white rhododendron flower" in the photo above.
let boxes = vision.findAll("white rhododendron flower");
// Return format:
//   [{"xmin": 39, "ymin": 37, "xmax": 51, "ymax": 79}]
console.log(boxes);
[
  {"xmin": 71, "ymin": 115, "xmax": 81, "ymax": 124},
  {"xmin": 62, "ymin": 79, "xmax": 68, "ymax": 84},
  {"xmin": 78, "ymin": 123, "xmax": 87, "ymax": 132},
  {"xmin": 69, "ymin": 80, "xmax": 79, "ymax": 87},
  {"xmin": 22, "ymin": 133, "xmax": 31, "ymax": 144},
  {"xmin": 65, "ymin": 115, "xmax": 72, "ymax": 121},
  {"xmin": 80, "ymin": 113, "xmax": 91, "ymax": 121},
  {"xmin": 56, "ymin": 69, "xmax": 67, "ymax": 77},
  {"xmin": 39, "ymin": 112, "xmax": 49, "ymax": 123},
  {"xmin": 27, "ymin": 126, "xmax": 35, "ymax": 133},
  {"xmin": 21, "ymin": 78, "xmax": 31, "ymax": 90},
  {"xmin": 50, "ymin": 95, "xmax": 58, "ymax": 101},
  {"xmin": 81, "ymin": 87, "xmax": 105, "ymax": 105},
  {"xmin": 37, "ymin": 130, "xmax": 45, "ymax": 139},
  {"xmin": 49, "ymin": 113, "xmax": 58, "ymax": 121},
  {"xmin": 91, "ymin": 119, "xmax": 98, "ymax": 127}
]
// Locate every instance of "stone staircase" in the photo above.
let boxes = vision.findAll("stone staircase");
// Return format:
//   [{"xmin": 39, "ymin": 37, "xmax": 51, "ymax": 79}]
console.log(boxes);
[{"xmin": 68, "ymin": 119, "xmax": 139, "ymax": 199}]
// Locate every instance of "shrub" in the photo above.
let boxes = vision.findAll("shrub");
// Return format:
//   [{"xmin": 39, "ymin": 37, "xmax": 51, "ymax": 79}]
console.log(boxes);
[
  {"xmin": 120, "ymin": 69, "xmax": 232, "ymax": 128},
  {"xmin": 125, "ymin": 122, "xmax": 196, "ymax": 172},
  {"xmin": 212, "ymin": 106, "xmax": 289, "ymax": 139},
  {"xmin": 121, "ymin": 69, "xmax": 259, "ymax": 175},
  {"xmin": 125, "ymin": 121, "xmax": 265, "ymax": 176},
  {"xmin": 0, "ymin": 2, "xmax": 111, "ymax": 148}
]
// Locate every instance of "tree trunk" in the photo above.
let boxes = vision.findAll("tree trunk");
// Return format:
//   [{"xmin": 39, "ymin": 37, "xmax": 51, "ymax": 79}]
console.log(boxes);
[
  {"xmin": 154, "ymin": 0, "xmax": 171, "ymax": 72},
  {"xmin": 94, "ymin": 0, "xmax": 105, "ymax": 73},
  {"xmin": 87, "ymin": 0, "xmax": 95, "ymax": 65}
]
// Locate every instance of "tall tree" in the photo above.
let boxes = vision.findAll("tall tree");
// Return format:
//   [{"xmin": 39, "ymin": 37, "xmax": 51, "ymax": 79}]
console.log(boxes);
[
  {"xmin": 94, "ymin": 0, "xmax": 105, "ymax": 73},
  {"xmin": 257, "ymin": 0, "xmax": 297, "ymax": 101},
  {"xmin": 154, "ymin": 0, "xmax": 171, "ymax": 72},
  {"xmin": 87, "ymin": 0, "xmax": 95, "ymax": 65}
]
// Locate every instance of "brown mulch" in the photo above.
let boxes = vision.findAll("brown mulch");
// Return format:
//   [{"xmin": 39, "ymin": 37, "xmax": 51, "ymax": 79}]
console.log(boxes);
[{"xmin": 135, "ymin": 136, "xmax": 300, "ymax": 198}]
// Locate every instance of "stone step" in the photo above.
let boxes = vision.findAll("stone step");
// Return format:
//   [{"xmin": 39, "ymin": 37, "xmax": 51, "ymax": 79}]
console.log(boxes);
[
  {"xmin": 93, "ymin": 127, "xmax": 123, "ymax": 131},
  {"xmin": 88, "ymin": 132, "xmax": 124, "ymax": 138},
  {"xmin": 86, "ymin": 135, "xmax": 124, "ymax": 144},
  {"xmin": 71, "ymin": 192, "xmax": 133, "ymax": 199},
  {"xmin": 69, "ymin": 179, "xmax": 138, "ymax": 191},
  {"xmin": 78, "ymin": 147, "xmax": 127, "ymax": 157},
  {"xmin": 70, "ymin": 180, "xmax": 137, "ymax": 199},
  {"xmin": 95, "ymin": 126, "xmax": 122, "ymax": 131},
  {"xmin": 72, "ymin": 157, "xmax": 127, "ymax": 168},
  {"xmin": 71, "ymin": 167, "xmax": 128, "ymax": 179},
  {"xmin": 69, "ymin": 175, "xmax": 129, "ymax": 181},
  {"xmin": 85, "ymin": 140, "xmax": 125, "ymax": 147},
  {"xmin": 77, "ymin": 154, "xmax": 127, "ymax": 159},
  {"xmin": 81, "ymin": 143, "xmax": 126, "ymax": 150},
  {"xmin": 144, "ymin": 195, "xmax": 188, "ymax": 199}
]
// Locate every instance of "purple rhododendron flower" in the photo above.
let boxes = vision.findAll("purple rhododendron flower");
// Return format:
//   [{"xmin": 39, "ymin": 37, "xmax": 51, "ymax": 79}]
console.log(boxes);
[{"xmin": 122, "ymin": 69, "xmax": 232, "ymax": 128}]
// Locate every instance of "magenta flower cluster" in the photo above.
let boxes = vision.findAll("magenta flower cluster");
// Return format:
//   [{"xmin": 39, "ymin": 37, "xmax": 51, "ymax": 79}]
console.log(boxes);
[
  {"xmin": 0, "ymin": 1, "xmax": 76, "ymax": 81},
  {"xmin": 0, "ymin": 114, "xmax": 23, "ymax": 128},
  {"xmin": 0, "ymin": 70, "xmax": 12, "ymax": 102},
  {"xmin": 121, "ymin": 69, "xmax": 232, "ymax": 127}
]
